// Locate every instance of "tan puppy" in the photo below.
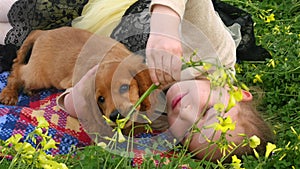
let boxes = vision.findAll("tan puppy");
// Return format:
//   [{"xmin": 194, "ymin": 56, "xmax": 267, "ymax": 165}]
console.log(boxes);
[{"xmin": 0, "ymin": 27, "xmax": 155, "ymax": 131}]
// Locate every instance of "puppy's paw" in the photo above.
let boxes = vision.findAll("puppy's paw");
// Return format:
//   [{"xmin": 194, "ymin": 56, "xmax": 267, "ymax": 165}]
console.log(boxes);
[{"xmin": 0, "ymin": 88, "xmax": 19, "ymax": 105}]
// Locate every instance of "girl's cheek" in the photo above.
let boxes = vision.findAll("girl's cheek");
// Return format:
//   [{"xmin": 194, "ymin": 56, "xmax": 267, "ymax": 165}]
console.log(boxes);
[
  {"xmin": 178, "ymin": 104, "xmax": 198, "ymax": 123},
  {"xmin": 167, "ymin": 105, "xmax": 197, "ymax": 140}
]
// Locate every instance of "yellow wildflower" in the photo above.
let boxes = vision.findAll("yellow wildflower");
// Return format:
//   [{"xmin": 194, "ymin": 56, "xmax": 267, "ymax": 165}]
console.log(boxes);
[
  {"xmin": 253, "ymin": 74, "xmax": 263, "ymax": 83},
  {"xmin": 265, "ymin": 142, "xmax": 276, "ymax": 159},
  {"xmin": 213, "ymin": 103, "xmax": 225, "ymax": 112},
  {"xmin": 43, "ymin": 139, "xmax": 58, "ymax": 150},
  {"xmin": 145, "ymin": 124, "xmax": 153, "ymax": 133},
  {"xmin": 38, "ymin": 151, "xmax": 53, "ymax": 163},
  {"xmin": 272, "ymin": 25, "xmax": 280, "ymax": 34},
  {"xmin": 253, "ymin": 148, "xmax": 260, "ymax": 159},
  {"xmin": 22, "ymin": 154, "xmax": 33, "ymax": 161},
  {"xmin": 97, "ymin": 142, "xmax": 107, "ymax": 149},
  {"xmin": 235, "ymin": 64, "xmax": 243, "ymax": 74},
  {"xmin": 203, "ymin": 63, "xmax": 212, "ymax": 71},
  {"xmin": 37, "ymin": 116, "xmax": 49, "ymax": 128},
  {"xmin": 265, "ymin": 13, "xmax": 275, "ymax": 23},
  {"xmin": 207, "ymin": 68, "xmax": 228, "ymax": 88},
  {"xmin": 102, "ymin": 115, "xmax": 114, "ymax": 126},
  {"xmin": 141, "ymin": 114, "xmax": 152, "ymax": 124},
  {"xmin": 240, "ymin": 82, "xmax": 250, "ymax": 91},
  {"xmin": 267, "ymin": 59, "xmax": 275, "ymax": 68},
  {"xmin": 233, "ymin": 88, "xmax": 243, "ymax": 102},
  {"xmin": 38, "ymin": 151, "xmax": 68, "ymax": 169},
  {"xmin": 117, "ymin": 128, "xmax": 126, "ymax": 143},
  {"xmin": 290, "ymin": 126, "xmax": 298, "ymax": 135},
  {"xmin": 225, "ymin": 92, "xmax": 236, "ymax": 112},
  {"xmin": 116, "ymin": 118, "xmax": 128, "ymax": 129},
  {"xmin": 214, "ymin": 116, "xmax": 236, "ymax": 133},
  {"xmin": 34, "ymin": 128, "xmax": 43, "ymax": 136},
  {"xmin": 249, "ymin": 135, "xmax": 261, "ymax": 149},
  {"xmin": 5, "ymin": 133, "xmax": 23, "ymax": 146},
  {"xmin": 231, "ymin": 155, "xmax": 244, "ymax": 169},
  {"xmin": 218, "ymin": 143, "xmax": 229, "ymax": 157},
  {"xmin": 103, "ymin": 136, "xmax": 116, "ymax": 142},
  {"xmin": 14, "ymin": 142, "xmax": 35, "ymax": 155}
]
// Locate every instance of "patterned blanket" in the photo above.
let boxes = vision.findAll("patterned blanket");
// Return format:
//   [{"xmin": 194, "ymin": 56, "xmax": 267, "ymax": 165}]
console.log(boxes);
[
  {"xmin": 0, "ymin": 72, "xmax": 177, "ymax": 166},
  {"xmin": 0, "ymin": 72, "xmax": 92, "ymax": 155}
]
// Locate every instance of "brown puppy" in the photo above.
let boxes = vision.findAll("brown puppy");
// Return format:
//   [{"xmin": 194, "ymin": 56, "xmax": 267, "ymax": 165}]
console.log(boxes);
[{"xmin": 0, "ymin": 27, "xmax": 156, "ymax": 131}]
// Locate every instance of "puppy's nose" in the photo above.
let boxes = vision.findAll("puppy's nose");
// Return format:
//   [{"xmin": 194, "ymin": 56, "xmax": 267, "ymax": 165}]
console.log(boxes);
[{"xmin": 109, "ymin": 109, "xmax": 125, "ymax": 122}]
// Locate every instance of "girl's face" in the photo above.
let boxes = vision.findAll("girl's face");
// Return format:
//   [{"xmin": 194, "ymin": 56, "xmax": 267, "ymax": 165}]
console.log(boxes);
[
  {"xmin": 166, "ymin": 80, "xmax": 221, "ymax": 140},
  {"xmin": 166, "ymin": 80, "xmax": 213, "ymax": 122},
  {"xmin": 165, "ymin": 80, "xmax": 253, "ymax": 159}
]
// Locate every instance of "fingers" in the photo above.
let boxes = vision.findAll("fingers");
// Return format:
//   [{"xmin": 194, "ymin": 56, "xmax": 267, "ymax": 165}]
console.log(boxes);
[
  {"xmin": 146, "ymin": 49, "xmax": 160, "ymax": 86},
  {"xmin": 147, "ymin": 52, "xmax": 182, "ymax": 87},
  {"xmin": 147, "ymin": 50, "xmax": 173, "ymax": 87},
  {"xmin": 146, "ymin": 35, "xmax": 182, "ymax": 87}
]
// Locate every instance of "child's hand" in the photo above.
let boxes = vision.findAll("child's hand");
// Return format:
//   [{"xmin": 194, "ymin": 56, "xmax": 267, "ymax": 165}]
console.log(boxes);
[
  {"xmin": 146, "ymin": 5, "xmax": 182, "ymax": 87},
  {"xmin": 146, "ymin": 34, "xmax": 182, "ymax": 87}
]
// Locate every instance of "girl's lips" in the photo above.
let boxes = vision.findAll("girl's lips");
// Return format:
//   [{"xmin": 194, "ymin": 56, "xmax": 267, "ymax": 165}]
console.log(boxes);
[{"xmin": 171, "ymin": 92, "xmax": 188, "ymax": 110}]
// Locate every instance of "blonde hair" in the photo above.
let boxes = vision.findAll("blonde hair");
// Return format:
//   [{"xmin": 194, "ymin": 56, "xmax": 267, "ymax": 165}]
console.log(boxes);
[{"xmin": 235, "ymin": 101, "xmax": 275, "ymax": 156}]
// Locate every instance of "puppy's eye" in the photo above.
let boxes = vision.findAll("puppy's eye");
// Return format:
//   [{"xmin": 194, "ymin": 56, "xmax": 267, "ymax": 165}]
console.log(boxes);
[
  {"xmin": 98, "ymin": 96, "xmax": 105, "ymax": 103},
  {"xmin": 119, "ymin": 84, "xmax": 130, "ymax": 94}
]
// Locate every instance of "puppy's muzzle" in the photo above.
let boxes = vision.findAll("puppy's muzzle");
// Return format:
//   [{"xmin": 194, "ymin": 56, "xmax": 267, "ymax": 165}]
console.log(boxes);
[{"xmin": 109, "ymin": 109, "xmax": 125, "ymax": 122}]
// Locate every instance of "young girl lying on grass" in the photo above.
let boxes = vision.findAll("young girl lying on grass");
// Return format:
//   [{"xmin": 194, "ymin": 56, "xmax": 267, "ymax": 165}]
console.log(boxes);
[{"xmin": 58, "ymin": 60, "xmax": 274, "ymax": 161}]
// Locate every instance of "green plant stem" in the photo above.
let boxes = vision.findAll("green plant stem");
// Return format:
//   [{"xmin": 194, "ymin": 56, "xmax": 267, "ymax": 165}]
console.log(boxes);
[
  {"xmin": 114, "ymin": 157, "xmax": 125, "ymax": 168},
  {"xmin": 122, "ymin": 84, "xmax": 158, "ymax": 125}
]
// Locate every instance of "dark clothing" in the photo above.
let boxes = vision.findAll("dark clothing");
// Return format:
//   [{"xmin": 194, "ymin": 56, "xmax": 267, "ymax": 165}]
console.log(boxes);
[{"xmin": 5, "ymin": 0, "xmax": 88, "ymax": 47}]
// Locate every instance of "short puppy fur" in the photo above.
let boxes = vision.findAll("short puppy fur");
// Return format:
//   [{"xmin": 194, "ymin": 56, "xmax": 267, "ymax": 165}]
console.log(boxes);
[{"xmin": 0, "ymin": 27, "xmax": 157, "ymax": 132}]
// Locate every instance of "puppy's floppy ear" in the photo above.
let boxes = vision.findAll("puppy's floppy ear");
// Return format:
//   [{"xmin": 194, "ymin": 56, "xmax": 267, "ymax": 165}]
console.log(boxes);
[
  {"xmin": 127, "ymin": 55, "xmax": 153, "ymax": 111},
  {"xmin": 133, "ymin": 69, "xmax": 152, "ymax": 111}
]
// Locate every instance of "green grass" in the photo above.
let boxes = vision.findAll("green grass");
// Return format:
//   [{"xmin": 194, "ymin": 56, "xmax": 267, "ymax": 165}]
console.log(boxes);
[
  {"xmin": 1, "ymin": 0, "xmax": 299, "ymax": 168},
  {"xmin": 228, "ymin": 0, "xmax": 300, "ymax": 168}
]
